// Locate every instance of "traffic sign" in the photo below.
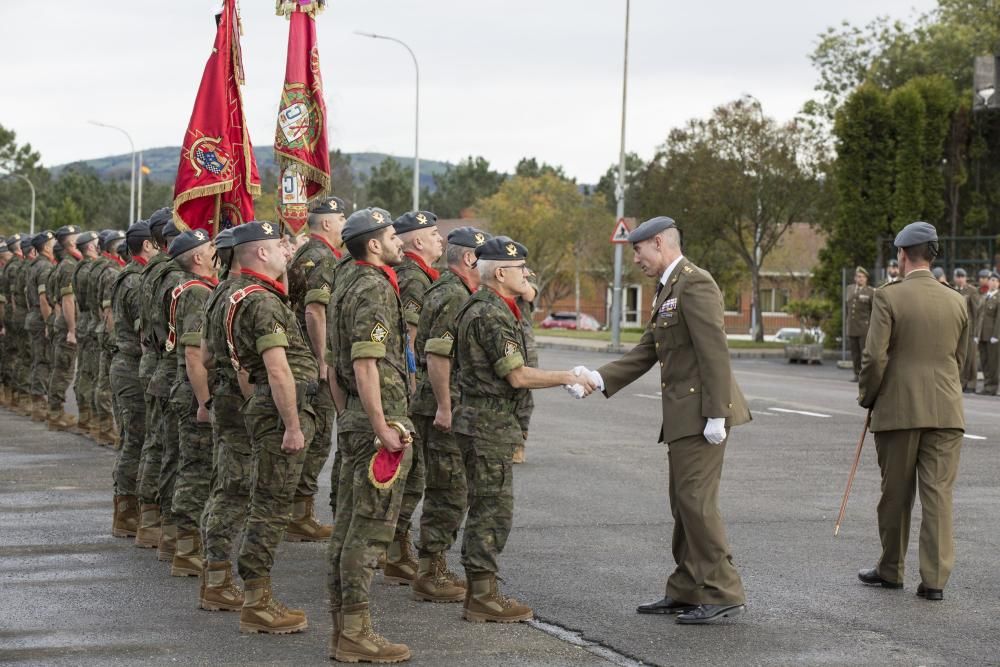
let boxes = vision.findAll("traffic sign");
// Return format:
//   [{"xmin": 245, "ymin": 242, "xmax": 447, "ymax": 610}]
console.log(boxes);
[{"xmin": 610, "ymin": 218, "xmax": 631, "ymax": 244}]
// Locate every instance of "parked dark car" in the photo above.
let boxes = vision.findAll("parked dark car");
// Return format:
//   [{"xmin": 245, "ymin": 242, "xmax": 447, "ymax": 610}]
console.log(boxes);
[{"xmin": 539, "ymin": 312, "xmax": 601, "ymax": 331}]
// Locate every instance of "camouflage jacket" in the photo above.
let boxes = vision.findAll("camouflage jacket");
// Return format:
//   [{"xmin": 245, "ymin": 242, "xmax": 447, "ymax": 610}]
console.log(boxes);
[
  {"xmin": 397, "ymin": 253, "xmax": 437, "ymax": 327},
  {"xmin": 1, "ymin": 256, "xmax": 22, "ymax": 321},
  {"xmin": 204, "ymin": 275, "xmax": 241, "ymax": 393},
  {"xmin": 410, "ymin": 270, "xmax": 473, "ymax": 417},
  {"xmin": 9, "ymin": 257, "xmax": 29, "ymax": 320},
  {"xmin": 110, "ymin": 259, "xmax": 147, "ymax": 359},
  {"xmin": 137, "ymin": 253, "xmax": 172, "ymax": 380},
  {"xmin": 25, "ymin": 255, "xmax": 57, "ymax": 331},
  {"xmin": 93, "ymin": 254, "xmax": 124, "ymax": 342},
  {"xmin": 451, "ymin": 287, "xmax": 528, "ymax": 443},
  {"xmin": 226, "ymin": 270, "xmax": 318, "ymax": 387},
  {"xmin": 70, "ymin": 256, "xmax": 101, "ymax": 337},
  {"xmin": 287, "ymin": 235, "xmax": 341, "ymax": 335},
  {"xmin": 147, "ymin": 261, "xmax": 187, "ymax": 397},
  {"xmin": 329, "ymin": 262, "xmax": 410, "ymax": 433},
  {"xmin": 319, "ymin": 254, "xmax": 358, "ymax": 369},
  {"xmin": 169, "ymin": 272, "xmax": 216, "ymax": 408}
]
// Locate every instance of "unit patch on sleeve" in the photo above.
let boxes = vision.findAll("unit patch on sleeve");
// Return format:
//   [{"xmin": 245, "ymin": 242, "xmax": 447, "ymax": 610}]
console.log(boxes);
[
  {"xmin": 371, "ymin": 322, "xmax": 389, "ymax": 343},
  {"xmin": 504, "ymin": 339, "xmax": 519, "ymax": 357}
]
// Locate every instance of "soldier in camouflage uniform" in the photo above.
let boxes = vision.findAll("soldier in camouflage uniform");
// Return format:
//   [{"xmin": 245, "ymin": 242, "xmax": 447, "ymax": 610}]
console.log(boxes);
[
  {"xmin": 93, "ymin": 230, "xmax": 127, "ymax": 445},
  {"xmin": 133, "ymin": 209, "xmax": 181, "ymax": 550},
  {"xmin": 327, "ymin": 209, "xmax": 413, "ymax": 663},
  {"xmin": 512, "ymin": 276, "xmax": 539, "ymax": 464},
  {"xmin": 283, "ymin": 196, "xmax": 347, "ymax": 542},
  {"xmin": 199, "ymin": 228, "xmax": 251, "ymax": 612},
  {"xmin": 160, "ymin": 230, "xmax": 219, "ymax": 578},
  {"xmin": 225, "ymin": 221, "xmax": 317, "ymax": 634},
  {"xmin": 46, "ymin": 225, "xmax": 85, "ymax": 430},
  {"xmin": 452, "ymin": 236, "xmax": 595, "ymax": 623},
  {"xmin": 0, "ymin": 239, "xmax": 13, "ymax": 406},
  {"xmin": 9, "ymin": 236, "xmax": 35, "ymax": 413},
  {"xmin": 70, "ymin": 230, "xmax": 105, "ymax": 437},
  {"xmin": 110, "ymin": 221, "xmax": 159, "ymax": 539},
  {"xmin": 25, "ymin": 231, "xmax": 57, "ymax": 421},
  {"xmin": 410, "ymin": 226, "xmax": 489, "ymax": 603}
]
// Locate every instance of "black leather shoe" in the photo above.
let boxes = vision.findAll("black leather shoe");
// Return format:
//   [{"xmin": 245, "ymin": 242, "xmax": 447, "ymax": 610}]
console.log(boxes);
[
  {"xmin": 676, "ymin": 603, "xmax": 745, "ymax": 624},
  {"xmin": 636, "ymin": 596, "xmax": 698, "ymax": 615},
  {"xmin": 858, "ymin": 567, "xmax": 903, "ymax": 588},
  {"xmin": 916, "ymin": 583, "xmax": 943, "ymax": 601}
]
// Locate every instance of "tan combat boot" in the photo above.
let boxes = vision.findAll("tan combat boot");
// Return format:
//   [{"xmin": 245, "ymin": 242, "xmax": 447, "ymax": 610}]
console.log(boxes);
[
  {"xmin": 171, "ymin": 531, "xmax": 204, "ymax": 577},
  {"xmin": 135, "ymin": 503, "xmax": 161, "ymax": 548},
  {"xmin": 31, "ymin": 396, "xmax": 47, "ymax": 421},
  {"xmin": 327, "ymin": 608, "xmax": 342, "ymax": 659},
  {"xmin": 284, "ymin": 495, "xmax": 333, "ymax": 542},
  {"xmin": 411, "ymin": 553, "xmax": 466, "ymax": 603},
  {"xmin": 463, "ymin": 573, "xmax": 533, "ymax": 623},
  {"xmin": 336, "ymin": 603, "xmax": 410, "ymax": 663},
  {"xmin": 97, "ymin": 415, "xmax": 117, "ymax": 447},
  {"xmin": 0, "ymin": 385, "xmax": 10, "ymax": 406},
  {"xmin": 47, "ymin": 410, "xmax": 76, "ymax": 432},
  {"xmin": 112, "ymin": 495, "xmax": 139, "ymax": 538},
  {"xmin": 16, "ymin": 392, "xmax": 32, "ymax": 416},
  {"xmin": 512, "ymin": 443, "xmax": 526, "ymax": 464},
  {"xmin": 157, "ymin": 523, "xmax": 177, "ymax": 562},
  {"xmin": 383, "ymin": 533, "xmax": 419, "ymax": 585},
  {"xmin": 200, "ymin": 561, "xmax": 245, "ymax": 611},
  {"xmin": 239, "ymin": 577, "xmax": 307, "ymax": 634}
]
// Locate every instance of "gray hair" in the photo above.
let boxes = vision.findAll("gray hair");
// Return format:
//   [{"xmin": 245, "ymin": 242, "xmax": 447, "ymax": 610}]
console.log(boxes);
[
  {"xmin": 446, "ymin": 243, "xmax": 473, "ymax": 267},
  {"xmin": 477, "ymin": 258, "xmax": 501, "ymax": 283},
  {"xmin": 660, "ymin": 227, "xmax": 681, "ymax": 249}
]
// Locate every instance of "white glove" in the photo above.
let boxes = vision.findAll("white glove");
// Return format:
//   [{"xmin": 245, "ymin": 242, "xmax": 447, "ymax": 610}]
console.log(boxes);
[
  {"xmin": 974, "ymin": 337, "xmax": 979, "ymax": 344},
  {"xmin": 992, "ymin": 337, "xmax": 999, "ymax": 344},
  {"xmin": 703, "ymin": 417, "xmax": 727, "ymax": 445},
  {"xmin": 564, "ymin": 383, "xmax": 586, "ymax": 399},
  {"xmin": 587, "ymin": 370, "xmax": 604, "ymax": 392}
]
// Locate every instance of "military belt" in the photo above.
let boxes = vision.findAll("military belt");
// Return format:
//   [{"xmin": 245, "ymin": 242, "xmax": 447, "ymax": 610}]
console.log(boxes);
[
  {"xmin": 458, "ymin": 395, "xmax": 515, "ymax": 411},
  {"xmin": 252, "ymin": 381, "xmax": 318, "ymax": 399}
]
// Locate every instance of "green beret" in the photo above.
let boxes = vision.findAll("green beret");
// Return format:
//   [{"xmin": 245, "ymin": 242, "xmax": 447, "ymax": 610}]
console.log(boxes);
[
  {"xmin": 342, "ymin": 208, "xmax": 394, "ymax": 243},
  {"xmin": 448, "ymin": 226, "xmax": 491, "ymax": 249},
  {"xmin": 393, "ymin": 210, "xmax": 438, "ymax": 234},
  {"xmin": 474, "ymin": 235, "xmax": 528, "ymax": 264}
]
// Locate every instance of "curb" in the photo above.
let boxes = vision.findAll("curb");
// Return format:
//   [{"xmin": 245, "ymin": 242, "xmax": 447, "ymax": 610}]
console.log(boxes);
[{"xmin": 537, "ymin": 339, "xmax": 793, "ymax": 359}]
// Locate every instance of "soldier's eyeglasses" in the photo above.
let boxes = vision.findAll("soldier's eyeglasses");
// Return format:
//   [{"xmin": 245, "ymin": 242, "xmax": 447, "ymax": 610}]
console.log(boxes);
[{"xmin": 498, "ymin": 264, "xmax": 529, "ymax": 273}]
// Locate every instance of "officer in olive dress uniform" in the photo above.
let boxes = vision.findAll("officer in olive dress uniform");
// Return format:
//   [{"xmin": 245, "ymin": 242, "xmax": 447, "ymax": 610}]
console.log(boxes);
[
  {"xmin": 953, "ymin": 268, "xmax": 981, "ymax": 393},
  {"xmin": 846, "ymin": 266, "xmax": 874, "ymax": 382},
  {"xmin": 584, "ymin": 216, "xmax": 751, "ymax": 624},
  {"xmin": 857, "ymin": 222, "xmax": 968, "ymax": 601},
  {"xmin": 977, "ymin": 272, "xmax": 1000, "ymax": 395}
]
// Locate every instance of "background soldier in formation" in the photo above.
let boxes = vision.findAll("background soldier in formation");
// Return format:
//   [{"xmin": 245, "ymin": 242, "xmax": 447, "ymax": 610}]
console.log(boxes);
[
  {"xmin": 93, "ymin": 230, "xmax": 127, "ymax": 445},
  {"xmin": 10, "ymin": 236, "xmax": 36, "ymax": 413},
  {"xmin": 386, "ymin": 210, "xmax": 443, "ymax": 585},
  {"xmin": 858, "ymin": 222, "xmax": 968, "ymax": 601},
  {"xmin": 284, "ymin": 196, "xmax": 346, "ymax": 543},
  {"xmin": 25, "ymin": 231, "xmax": 56, "ymax": 421},
  {"xmin": 978, "ymin": 272, "xmax": 1000, "ymax": 396},
  {"xmin": 845, "ymin": 266, "xmax": 874, "ymax": 382},
  {"xmin": 883, "ymin": 258, "xmax": 900, "ymax": 285},
  {"xmin": 0, "ymin": 237, "xmax": 18, "ymax": 407},
  {"xmin": 411, "ymin": 226, "xmax": 490, "ymax": 603},
  {"xmin": 68, "ymin": 229, "xmax": 100, "ymax": 436},
  {"xmin": 953, "ymin": 268, "xmax": 981, "ymax": 393}
]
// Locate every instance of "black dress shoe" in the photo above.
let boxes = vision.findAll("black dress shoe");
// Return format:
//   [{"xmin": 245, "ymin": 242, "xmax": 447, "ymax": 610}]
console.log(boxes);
[
  {"xmin": 858, "ymin": 567, "xmax": 903, "ymax": 588},
  {"xmin": 636, "ymin": 596, "xmax": 698, "ymax": 615},
  {"xmin": 676, "ymin": 603, "xmax": 745, "ymax": 624},
  {"xmin": 916, "ymin": 583, "xmax": 943, "ymax": 601}
]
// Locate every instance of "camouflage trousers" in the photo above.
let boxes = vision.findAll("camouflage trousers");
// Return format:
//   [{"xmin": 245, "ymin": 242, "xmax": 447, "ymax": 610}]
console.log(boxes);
[
  {"xmin": 47, "ymin": 326, "xmax": 76, "ymax": 411},
  {"xmin": 157, "ymin": 401, "xmax": 181, "ymax": 524},
  {"xmin": 236, "ymin": 395, "xmax": 316, "ymax": 581},
  {"xmin": 9, "ymin": 322, "xmax": 30, "ymax": 393},
  {"xmin": 203, "ymin": 387, "xmax": 252, "ymax": 563},
  {"xmin": 170, "ymin": 393, "xmax": 214, "ymax": 534},
  {"xmin": 95, "ymin": 334, "xmax": 115, "ymax": 422},
  {"xmin": 417, "ymin": 415, "xmax": 468, "ymax": 557},
  {"xmin": 0, "ymin": 323, "xmax": 10, "ymax": 386},
  {"xmin": 110, "ymin": 355, "xmax": 144, "ymax": 496},
  {"xmin": 72, "ymin": 330, "xmax": 97, "ymax": 415},
  {"xmin": 136, "ymin": 392, "xmax": 164, "ymax": 506},
  {"xmin": 327, "ymin": 429, "xmax": 412, "ymax": 608},
  {"xmin": 457, "ymin": 432, "xmax": 516, "ymax": 575},
  {"xmin": 297, "ymin": 379, "xmax": 335, "ymax": 498},
  {"xmin": 27, "ymin": 322, "xmax": 50, "ymax": 397},
  {"xmin": 393, "ymin": 415, "xmax": 425, "ymax": 542}
]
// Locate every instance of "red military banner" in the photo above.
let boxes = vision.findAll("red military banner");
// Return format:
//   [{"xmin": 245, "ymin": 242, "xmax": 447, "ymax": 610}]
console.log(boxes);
[
  {"xmin": 173, "ymin": 0, "xmax": 260, "ymax": 237},
  {"xmin": 274, "ymin": 0, "xmax": 330, "ymax": 235}
]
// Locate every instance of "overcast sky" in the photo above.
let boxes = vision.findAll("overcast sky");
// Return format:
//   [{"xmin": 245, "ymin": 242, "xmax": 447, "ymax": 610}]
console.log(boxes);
[{"xmin": 0, "ymin": 0, "xmax": 936, "ymax": 183}]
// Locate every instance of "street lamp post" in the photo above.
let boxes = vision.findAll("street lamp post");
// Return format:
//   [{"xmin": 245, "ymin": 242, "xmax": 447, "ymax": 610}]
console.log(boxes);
[
  {"xmin": 2, "ymin": 173, "xmax": 36, "ymax": 235},
  {"xmin": 610, "ymin": 0, "xmax": 631, "ymax": 349},
  {"xmin": 355, "ymin": 31, "xmax": 420, "ymax": 211},
  {"xmin": 89, "ymin": 120, "xmax": 136, "ymax": 225}
]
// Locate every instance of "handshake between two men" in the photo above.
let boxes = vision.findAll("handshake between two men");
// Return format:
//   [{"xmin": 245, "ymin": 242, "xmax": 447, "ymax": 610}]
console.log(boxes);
[{"xmin": 562, "ymin": 365, "xmax": 728, "ymax": 446}]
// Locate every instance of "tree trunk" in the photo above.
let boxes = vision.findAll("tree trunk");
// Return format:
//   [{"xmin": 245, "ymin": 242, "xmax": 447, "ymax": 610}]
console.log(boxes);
[{"xmin": 751, "ymin": 267, "xmax": 764, "ymax": 342}]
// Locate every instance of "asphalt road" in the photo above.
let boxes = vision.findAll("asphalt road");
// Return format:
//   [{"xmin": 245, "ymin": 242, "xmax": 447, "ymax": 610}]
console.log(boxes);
[{"xmin": 2, "ymin": 350, "xmax": 999, "ymax": 666}]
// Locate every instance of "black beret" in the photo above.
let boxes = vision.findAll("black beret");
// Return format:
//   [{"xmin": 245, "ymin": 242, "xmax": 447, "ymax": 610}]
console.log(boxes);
[
  {"xmin": 310, "ymin": 196, "xmax": 347, "ymax": 215},
  {"xmin": 168, "ymin": 229, "xmax": 212, "ymax": 258},
  {"xmin": 31, "ymin": 230, "xmax": 55, "ymax": 249},
  {"xmin": 628, "ymin": 216, "xmax": 677, "ymax": 243},
  {"xmin": 55, "ymin": 225, "xmax": 82, "ymax": 241},
  {"xmin": 232, "ymin": 221, "xmax": 282, "ymax": 247},
  {"xmin": 99, "ymin": 229, "xmax": 125, "ymax": 250},
  {"xmin": 342, "ymin": 208, "xmax": 394, "ymax": 243},
  {"xmin": 213, "ymin": 227, "xmax": 236, "ymax": 251},
  {"xmin": 393, "ymin": 210, "xmax": 438, "ymax": 235},
  {"xmin": 126, "ymin": 220, "xmax": 152, "ymax": 239},
  {"xmin": 117, "ymin": 243, "xmax": 129, "ymax": 259},
  {"xmin": 20, "ymin": 235, "xmax": 34, "ymax": 251},
  {"xmin": 474, "ymin": 235, "xmax": 528, "ymax": 264},
  {"xmin": 887, "ymin": 259, "xmax": 899, "ymax": 267},
  {"xmin": 148, "ymin": 207, "xmax": 172, "ymax": 230},
  {"xmin": 0, "ymin": 241, "xmax": 8, "ymax": 253},
  {"xmin": 448, "ymin": 226, "xmax": 491, "ymax": 249},
  {"xmin": 75, "ymin": 231, "xmax": 99, "ymax": 247},
  {"xmin": 894, "ymin": 221, "xmax": 938, "ymax": 248},
  {"xmin": 7, "ymin": 233, "xmax": 23, "ymax": 247},
  {"xmin": 979, "ymin": 269, "xmax": 992, "ymax": 279},
  {"xmin": 162, "ymin": 219, "xmax": 182, "ymax": 240},
  {"xmin": 953, "ymin": 268, "xmax": 967, "ymax": 278}
]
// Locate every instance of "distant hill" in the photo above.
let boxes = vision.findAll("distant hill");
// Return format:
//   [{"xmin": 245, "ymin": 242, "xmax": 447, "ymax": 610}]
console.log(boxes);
[{"xmin": 51, "ymin": 146, "xmax": 453, "ymax": 191}]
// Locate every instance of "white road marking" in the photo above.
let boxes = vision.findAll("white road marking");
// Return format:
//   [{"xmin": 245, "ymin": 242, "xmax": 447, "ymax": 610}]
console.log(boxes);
[
  {"xmin": 964, "ymin": 434, "xmax": 987, "ymax": 441},
  {"xmin": 768, "ymin": 407, "xmax": 832, "ymax": 418},
  {"xmin": 633, "ymin": 393, "xmax": 661, "ymax": 400}
]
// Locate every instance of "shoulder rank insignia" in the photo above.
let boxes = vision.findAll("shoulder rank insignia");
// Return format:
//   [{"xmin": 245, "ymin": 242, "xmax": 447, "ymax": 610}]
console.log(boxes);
[
  {"xmin": 273, "ymin": 322, "xmax": 286, "ymax": 334},
  {"xmin": 321, "ymin": 283, "xmax": 331, "ymax": 293},
  {"xmin": 504, "ymin": 339, "xmax": 519, "ymax": 357},
  {"xmin": 682, "ymin": 265, "xmax": 694, "ymax": 274},
  {"xmin": 404, "ymin": 299, "xmax": 421, "ymax": 313},
  {"xmin": 371, "ymin": 322, "xmax": 389, "ymax": 343},
  {"xmin": 442, "ymin": 331, "xmax": 454, "ymax": 341},
  {"xmin": 304, "ymin": 260, "xmax": 315, "ymax": 268}
]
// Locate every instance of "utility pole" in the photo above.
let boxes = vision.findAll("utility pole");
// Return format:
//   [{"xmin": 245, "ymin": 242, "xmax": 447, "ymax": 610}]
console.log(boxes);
[{"xmin": 610, "ymin": 0, "xmax": 631, "ymax": 349}]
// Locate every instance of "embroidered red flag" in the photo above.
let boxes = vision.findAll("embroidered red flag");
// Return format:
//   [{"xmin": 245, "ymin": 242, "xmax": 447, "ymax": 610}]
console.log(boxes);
[
  {"xmin": 173, "ymin": 0, "xmax": 260, "ymax": 237},
  {"xmin": 274, "ymin": 0, "xmax": 331, "ymax": 235}
]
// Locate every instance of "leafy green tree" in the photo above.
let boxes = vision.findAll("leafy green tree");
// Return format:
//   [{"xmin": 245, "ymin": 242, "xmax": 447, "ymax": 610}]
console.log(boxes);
[
  {"xmin": 514, "ymin": 157, "xmax": 571, "ymax": 181},
  {"xmin": 594, "ymin": 152, "xmax": 645, "ymax": 217},
  {"xmin": 329, "ymin": 149, "xmax": 359, "ymax": 210},
  {"xmin": 364, "ymin": 157, "xmax": 413, "ymax": 217},
  {"xmin": 890, "ymin": 84, "xmax": 927, "ymax": 227},
  {"xmin": 424, "ymin": 156, "xmax": 504, "ymax": 218}
]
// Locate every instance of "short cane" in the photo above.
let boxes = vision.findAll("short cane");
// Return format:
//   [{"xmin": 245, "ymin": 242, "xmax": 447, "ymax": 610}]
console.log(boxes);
[{"xmin": 834, "ymin": 410, "xmax": 872, "ymax": 537}]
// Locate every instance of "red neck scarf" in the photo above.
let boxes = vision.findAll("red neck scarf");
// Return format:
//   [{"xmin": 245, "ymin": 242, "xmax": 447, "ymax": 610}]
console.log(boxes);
[
  {"xmin": 454, "ymin": 271, "xmax": 475, "ymax": 294},
  {"xmin": 311, "ymin": 234, "xmax": 343, "ymax": 259},
  {"xmin": 198, "ymin": 274, "xmax": 220, "ymax": 287},
  {"xmin": 239, "ymin": 268, "xmax": 287, "ymax": 296},
  {"xmin": 404, "ymin": 251, "xmax": 440, "ymax": 281},
  {"xmin": 489, "ymin": 287, "xmax": 522, "ymax": 321},
  {"xmin": 355, "ymin": 261, "xmax": 400, "ymax": 295},
  {"xmin": 68, "ymin": 248, "xmax": 82, "ymax": 261},
  {"xmin": 104, "ymin": 251, "xmax": 126, "ymax": 267},
  {"xmin": 133, "ymin": 255, "xmax": 149, "ymax": 267}
]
